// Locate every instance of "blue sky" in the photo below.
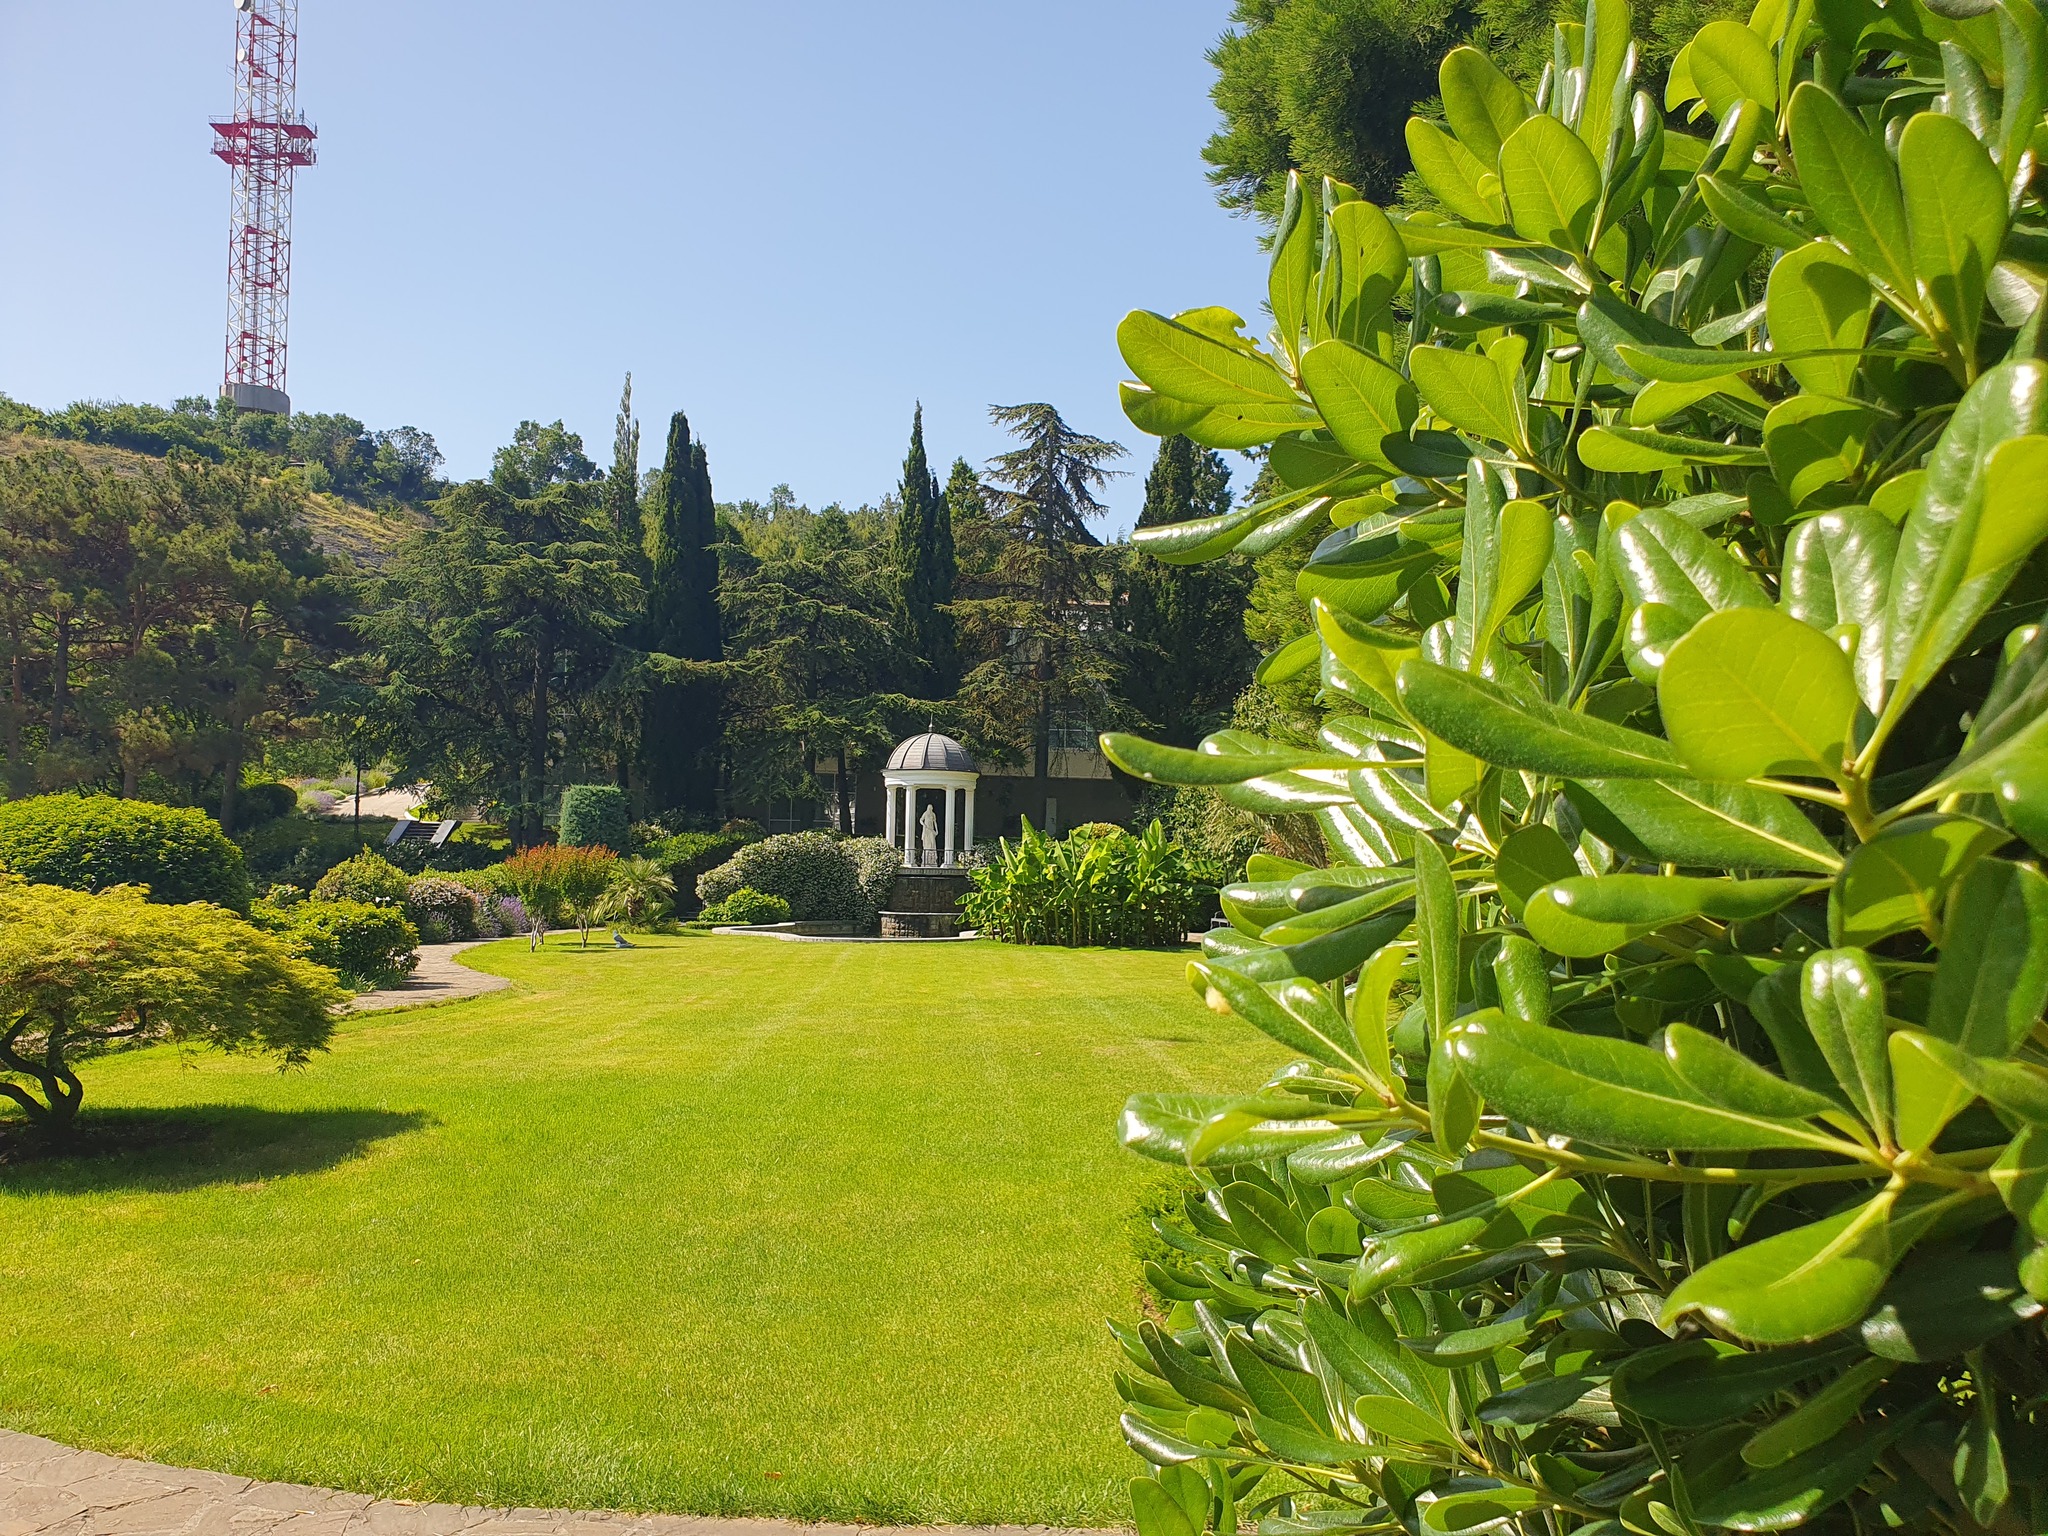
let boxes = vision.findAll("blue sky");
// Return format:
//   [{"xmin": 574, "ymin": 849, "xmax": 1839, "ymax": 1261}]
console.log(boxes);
[{"xmin": 0, "ymin": 2, "xmax": 1266, "ymax": 529}]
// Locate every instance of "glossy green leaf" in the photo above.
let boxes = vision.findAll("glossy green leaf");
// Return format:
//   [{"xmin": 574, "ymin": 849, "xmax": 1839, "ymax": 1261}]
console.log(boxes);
[
  {"xmin": 1801, "ymin": 948, "xmax": 1892, "ymax": 1139},
  {"xmin": 1408, "ymin": 346, "xmax": 1524, "ymax": 448},
  {"xmin": 1565, "ymin": 777, "xmax": 1839, "ymax": 873},
  {"xmin": 1353, "ymin": 1393, "xmax": 1464, "ymax": 1449},
  {"xmin": 1689, "ymin": 20, "xmax": 1778, "ymax": 112},
  {"xmin": 1884, "ymin": 359, "xmax": 2048, "ymax": 718},
  {"xmin": 1658, "ymin": 607, "xmax": 1859, "ymax": 781},
  {"xmin": 1764, "ymin": 242, "xmax": 1872, "ymax": 400},
  {"xmin": 1764, "ymin": 397, "xmax": 1871, "ymax": 509},
  {"xmin": 1131, "ymin": 1476, "xmax": 1201, "ymax": 1536},
  {"xmin": 1741, "ymin": 1357, "xmax": 1894, "ymax": 1469},
  {"xmin": 1397, "ymin": 660, "xmax": 1683, "ymax": 778},
  {"xmin": 1689, "ymin": 1413, "xmax": 1917, "ymax": 1529},
  {"xmin": 1699, "ymin": 172, "xmax": 1808, "ymax": 248},
  {"xmin": 1405, "ymin": 120, "xmax": 1505, "ymax": 225},
  {"xmin": 1491, "ymin": 934, "xmax": 1552, "ymax": 1027},
  {"xmin": 1524, "ymin": 874, "xmax": 1821, "ymax": 957},
  {"xmin": 1899, "ymin": 110, "xmax": 2007, "ymax": 357},
  {"xmin": 1662, "ymin": 1200, "xmax": 1898, "ymax": 1344},
  {"xmin": 1577, "ymin": 425, "xmax": 1768, "ymax": 471},
  {"xmin": 1351, "ymin": 1216, "xmax": 1490, "ymax": 1302},
  {"xmin": 1102, "ymin": 733, "xmax": 1360, "ymax": 786},
  {"xmin": 1270, "ymin": 172, "xmax": 1316, "ymax": 363},
  {"xmin": 1474, "ymin": 501, "xmax": 1553, "ymax": 662},
  {"xmin": 1927, "ymin": 858, "xmax": 2048, "ymax": 1057},
  {"xmin": 1193, "ymin": 963, "xmax": 1369, "ymax": 1075},
  {"xmin": 1860, "ymin": 1245, "xmax": 2045, "ymax": 1360},
  {"xmin": 1829, "ymin": 814, "xmax": 2009, "ymax": 946},
  {"xmin": 1118, "ymin": 310, "xmax": 1300, "ymax": 406},
  {"xmin": 1444, "ymin": 1011, "xmax": 1847, "ymax": 1152},
  {"xmin": 1964, "ymin": 434, "xmax": 2048, "ymax": 581},
  {"xmin": 1412, "ymin": 835, "xmax": 1459, "ymax": 1036},
  {"xmin": 1612, "ymin": 1340, "xmax": 1855, "ymax": 1427},
  {"xmin": 1786, "ymin": 83, "xmax": 1914, "ymax": 298},
  {"xmin": 1663, "ymin": 1022, "xmax": 1840, "ymax": 1120},
  {"xmin": 1299, "ymin": 341, "xmax": 1417, "ymax": 471},
  {"xmin": 1495, "ymin": 825, "xmax": 1580, "ymax": 923},
  {"xmin": 1499, "ymin": 113, "xmax": 1603, "ymax": 251},
  {"xmin": 1226, "ymin": 1333, "xmax": 1330, "ymax": 1432},
  {"xmin": 1891, "ymin": 1030, "xmax": 2048, "ymax": 1123},
  {"xmin": 1779, "ymin": 508, "xmax": 1895, "ymax": 710},
  {"xmin": 1613, "ymin": 507, "xmax": 1772, "ymax": 621},
  {"xmin": 1440, "ymin": 46, "xmax": 1528, "ymax": 163},
  {"xmin": 1325, "ymin": 200, "xmax": 1409, "ymax": 345}
]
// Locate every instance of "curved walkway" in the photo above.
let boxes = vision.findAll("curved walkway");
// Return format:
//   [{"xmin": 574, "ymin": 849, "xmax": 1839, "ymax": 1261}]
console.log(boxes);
[
  {"xmin": 349, "ymin": 941, "xmax": 511, "ymax": 1014},
  {"xmin": 0, "ymin": 1430, "xmax": 1106, "ymax": 1536}
]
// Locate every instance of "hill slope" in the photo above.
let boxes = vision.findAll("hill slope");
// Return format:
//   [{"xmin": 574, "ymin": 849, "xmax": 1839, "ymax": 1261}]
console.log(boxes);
[{"xmin": 0, "ymin": 431, "xmax": 421, "ymax": 569}]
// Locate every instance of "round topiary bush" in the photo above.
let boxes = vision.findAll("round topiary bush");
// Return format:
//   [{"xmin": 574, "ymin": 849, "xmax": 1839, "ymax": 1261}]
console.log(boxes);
[
  {"xmin": 696, "ymin": 831, "xmax": 874, "ymax": 924},
  {"xmin": 0, "ymin": 794, "xmax": 251, "ymax": 912},
  {"xmin": 403, "ymin": 875, "xmax": 478, "ymax": 943},
  {"xmin": 698, "ymin": 886, "xmax": 793, "ymax": 926},
  {"xmin": 313, "ymin": 850, "xmax": 410, "ymax": 907},
  {"xmin": 557, "ymin": 784, "xmax": 630, "ymax": 853}
]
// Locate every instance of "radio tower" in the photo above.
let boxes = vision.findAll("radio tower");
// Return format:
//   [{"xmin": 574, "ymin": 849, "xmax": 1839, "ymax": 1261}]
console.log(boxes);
[{"xmin": 211, "ymin": 0, "xmax": 315, "ymax": 417}]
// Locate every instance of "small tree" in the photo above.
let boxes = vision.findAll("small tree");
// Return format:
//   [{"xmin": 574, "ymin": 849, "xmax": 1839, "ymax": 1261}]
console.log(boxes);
[
  {"xmin": 0, "ymin": 876, "xmax": 341, "ymax": 1139},
  {"xmin": 599, "ymin": 855, "xmax": 675, "ymax": 930},
  {"xmin": 500, "ymin": 845, "xmax": 617, "ymax": 949},
  {"xmin": 554, "ymin": 847, "xmax": 618, "ymax": 948}
]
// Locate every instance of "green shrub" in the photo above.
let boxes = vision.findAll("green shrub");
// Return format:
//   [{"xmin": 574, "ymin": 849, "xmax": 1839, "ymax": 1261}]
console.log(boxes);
[
  {"xmin": 402, "ymin": 875, "xmax": 478, "ymax": 943},
  {"xmin": 697, "ymin": 831, "xmax": 876, "ymax": 925},
  {"xmin": 266, "ymin": 899, "xmax": 418, "ymax": 985},
  {"xmin": 0, "ymin": 875, "xmax": 340, "ymax": 1137},
  {"xmin": 236, "ymin": 782, "xmax": 297, "ymax": 827},
  {"xmin": 843, "ymin": 836, "xmax": 903, "ymax": 913},
  {"xmin": 1106, "ymin": 4, "xmax": 2048, "ymax": 1529},
  {"xmin": 235, "ymin": 812, "xmax": 400, "ymax": 890},
  {"xmin": 963, "ymin": 820, "xmax": 1203, "ymax": 946},
  {"xmin": 312, "ymin": 849, "xmax": 410, "ymax": 907},
  {"xmin": 0, "ymin": 795, "xmax": 250, "ymax": 911},
  {"xmin": 598, "ymin": 856, "xmax": 675, "ymax": 930},
  {"xmin": 558, "ymin": 784, "xmax": 630, "ymax": 853},
  {"xmin": 698, "ymin": 886, "xmax": 793, "ymax": 926}
]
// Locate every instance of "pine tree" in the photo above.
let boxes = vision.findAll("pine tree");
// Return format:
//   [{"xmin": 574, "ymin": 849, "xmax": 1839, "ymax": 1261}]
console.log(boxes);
[
  {"xmin": 604, "ymin": 373, "xmax": 640, "ymax": 542},
  {"xmin": 640, "ymin": 411, "xmax": 724, "ymax": 815},
  {"xmin": 1120, "ymin": 436, "xmax": 1254, "ymax": 745},
  {"xmin": 890, "ymin": 405, "xmax": 957, "ymax": 694}
]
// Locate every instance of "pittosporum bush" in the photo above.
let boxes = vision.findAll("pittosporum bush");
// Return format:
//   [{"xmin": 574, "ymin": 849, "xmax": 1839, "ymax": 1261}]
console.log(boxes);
[
  {"xmin": 0, "ymin": 795, "xmax": 251, "ymax": 911},
  {"xmin": 1105, "ymin": 2, "xmax": 2048, "ymax": 1530},
  {"xmin": 698, "ymin": 886, "xmax": 794, "ymax": 926},
  {"xmin": 963, "ymin": 820, "xmax": 1207, "ymax": 947},
  {"xmin": 313, "ymin": 849, "xmax": 410, "ymax": 908},
  {"xmin": 403, "ymin": 875, "xmax": 478, "ymax": 943},
  {"xmin": 697, "ymin": 831, "xmax": 882, "ymax": 925},
  {"xmin": 646, "ymin": 828, "xmax": 760, "ymax": 914},
  {"xmin": 845, "ymin": 836, "xmax": 906, "ymax": 913}
]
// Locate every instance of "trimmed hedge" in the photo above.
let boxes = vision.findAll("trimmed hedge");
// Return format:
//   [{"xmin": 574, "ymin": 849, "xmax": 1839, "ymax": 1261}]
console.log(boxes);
[
  {"xmin": 312, "ymin": 850, "xmax": 410, "ymax": 907},
  {"xmin": 558, "ymin": 785, "xmax": 630, "ymax": 853},
  {"xmin": 698, "ymin": 887, "xmax": 793, "ymax": 925},
  {"xmin": 0, "ymin": 795, "xmax": 250, "ymax": 911},
  {"xmin": 258, "ymin": 898, "xmax": 419, "ymax": 985},
  {"xmin": 697, "ymin": 831, "xmax": 889, "ymax": 925}
]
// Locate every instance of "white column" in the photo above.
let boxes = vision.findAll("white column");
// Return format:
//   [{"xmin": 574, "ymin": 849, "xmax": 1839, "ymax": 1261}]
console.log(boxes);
[
  {"xmin": 963, "ymin": 784, "xmax": 976, "ymax": 858},
  {"xmin": 942, "ymin": 784, "xmax": 956, "ymax": 866},
  {"xmin": 884, "ymin": 780, "xmax": 896, "ymax": 846},
  {"xmin": 904, "ymin": 786, "xmax": 918, "ymax": 864}
]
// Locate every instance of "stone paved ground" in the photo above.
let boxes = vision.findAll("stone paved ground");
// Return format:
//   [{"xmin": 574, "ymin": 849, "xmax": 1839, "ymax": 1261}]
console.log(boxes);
[
  {"xmin": 0, "ymin": 1431, "xmax": 1106, "ymax": 1536},
  {"xmin": 348, "ymin": 942, "xmax": 511, "ymax": 1014}
]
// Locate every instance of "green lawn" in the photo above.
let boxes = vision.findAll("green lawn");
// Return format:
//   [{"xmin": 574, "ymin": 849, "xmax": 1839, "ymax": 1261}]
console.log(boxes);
[{"xmin": 0, "ymin": 934, "xmax": 1279, "ymax": 1524}]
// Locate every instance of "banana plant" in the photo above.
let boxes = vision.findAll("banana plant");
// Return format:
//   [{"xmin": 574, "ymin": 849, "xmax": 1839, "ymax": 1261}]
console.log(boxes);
[{"xmin": 1109, "ymin": 0, "xmax": 2048, "ymax": 1530}]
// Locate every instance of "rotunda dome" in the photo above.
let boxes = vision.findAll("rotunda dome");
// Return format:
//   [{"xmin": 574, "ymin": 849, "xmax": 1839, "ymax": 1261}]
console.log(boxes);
[{"xmin": 885, "ymin": 732, "xmax": 976, "ymax": 773}]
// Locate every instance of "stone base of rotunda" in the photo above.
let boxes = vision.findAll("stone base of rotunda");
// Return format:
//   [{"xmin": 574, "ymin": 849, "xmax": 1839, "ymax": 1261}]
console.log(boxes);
[{"xmin": 880, "ymin": 870, "xmax": 972, "ymax": 939}]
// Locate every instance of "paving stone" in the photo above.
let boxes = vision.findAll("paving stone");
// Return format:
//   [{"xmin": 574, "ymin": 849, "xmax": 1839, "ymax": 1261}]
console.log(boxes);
[{"xmin": 0, "ymin": 1433, "xmax": 1119, "ymax": 1536}]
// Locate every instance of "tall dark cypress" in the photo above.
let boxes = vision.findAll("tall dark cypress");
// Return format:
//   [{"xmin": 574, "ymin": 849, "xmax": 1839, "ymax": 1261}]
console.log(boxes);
[
  {"xmin": 1121, "ymin": 435, "xmax": 1253, "ymax": 745},
  {"xmin": 890, "ymin": 405, "xmax": 957, "ymax": 693},
  {"xmin": 641, "ymin": 411, "xmax": 724, "ymax": 815}
]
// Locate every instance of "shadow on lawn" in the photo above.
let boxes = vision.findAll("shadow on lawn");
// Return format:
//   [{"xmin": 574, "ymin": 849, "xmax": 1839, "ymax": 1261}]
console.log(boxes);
[{"xmin": 0, "ymin": 1104, "xmax": 432, "ymax": 1194}]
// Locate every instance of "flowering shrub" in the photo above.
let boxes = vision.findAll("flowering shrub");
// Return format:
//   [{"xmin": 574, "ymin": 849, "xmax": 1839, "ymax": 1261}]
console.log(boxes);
[
  {"xmin": 697, "ymin": 831, "xmax": 879, "ymax": 925},
  {"xmin": 698, "ymin": 886, "xmax": 793, "ymax": 926},
  {"xmin": 963, "ymin": 820, "xmax": 1204, "ymax": 947},
  {"xmin": 402, "ymin": 875, "xmax": 478, "ymax": 943},
  {"xmin": 312, "ymin": 850, "xmax": 410, "ymax": 907}
]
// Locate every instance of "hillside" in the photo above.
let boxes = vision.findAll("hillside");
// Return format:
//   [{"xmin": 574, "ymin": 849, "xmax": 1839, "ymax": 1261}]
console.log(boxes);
[{"xmin": 0, "ymin": 430, "xmax": 421, "ymax": 568}]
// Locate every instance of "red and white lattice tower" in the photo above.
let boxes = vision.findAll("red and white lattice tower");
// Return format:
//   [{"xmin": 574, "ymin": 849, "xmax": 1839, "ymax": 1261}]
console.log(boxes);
[{"xmin": 211, "ymin": 0, "xmax": 315, "ymax": 416}]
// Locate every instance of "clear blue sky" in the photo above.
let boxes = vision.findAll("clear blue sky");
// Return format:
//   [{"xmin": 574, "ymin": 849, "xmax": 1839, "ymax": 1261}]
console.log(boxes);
[{"xmin": 0, "ymin": 2, "xmax": 1265, "ymax": 529}]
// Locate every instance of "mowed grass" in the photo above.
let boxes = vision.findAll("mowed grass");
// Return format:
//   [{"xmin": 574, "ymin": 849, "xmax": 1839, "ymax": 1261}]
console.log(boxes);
[{"xmin": 0, "ymin": 934, "xmax": 1281, "ymax": 1524}]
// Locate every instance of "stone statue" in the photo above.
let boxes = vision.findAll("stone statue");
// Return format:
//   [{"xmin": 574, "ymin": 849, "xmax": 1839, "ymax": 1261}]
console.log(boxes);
[{"xmin": 919, "ymin": 804, "xmax": 940, "ymax": 866}]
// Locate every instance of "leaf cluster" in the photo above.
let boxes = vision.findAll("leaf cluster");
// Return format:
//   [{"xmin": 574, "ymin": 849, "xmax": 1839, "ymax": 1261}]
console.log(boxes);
[{"xmin": 1110, "ymin": 1, "xmax": 2048, "ymax": 1529}]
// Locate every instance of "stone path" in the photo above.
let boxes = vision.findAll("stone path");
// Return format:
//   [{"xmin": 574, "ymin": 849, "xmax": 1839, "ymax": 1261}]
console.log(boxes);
[
  {"xmin": 349, "ymin": 942, "xmax": 511, "ymax": 1014},
  {"xmin": 0, "ymin": 1431, "xmax": 1105, "ymax": 1536}
]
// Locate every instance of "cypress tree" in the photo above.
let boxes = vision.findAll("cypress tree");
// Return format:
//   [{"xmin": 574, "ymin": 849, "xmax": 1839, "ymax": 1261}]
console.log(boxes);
[
  {"xmin": 641, "ymin": 411, "xmax": 724, "ymax": 815},
  {"xmin": 604, "ymin": 373, "xmax": 640, "ymax": 542},
  {"xmin": 1121, "ymin": 435, "xmax": 1253, "ymax": 745},
  {"xmin": 890, "ymin": 405, "xmax": 957, "ymax": 693}
]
